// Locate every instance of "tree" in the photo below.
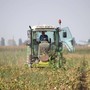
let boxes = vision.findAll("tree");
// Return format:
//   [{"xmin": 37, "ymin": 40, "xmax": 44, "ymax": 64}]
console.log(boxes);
[
  {"xmin": 1, "ymin": 37, "xmax": 5, "ymax": 46},
  {"xmin": 18, "ymin": 38, "xmax": 22, "ymax": 45}
]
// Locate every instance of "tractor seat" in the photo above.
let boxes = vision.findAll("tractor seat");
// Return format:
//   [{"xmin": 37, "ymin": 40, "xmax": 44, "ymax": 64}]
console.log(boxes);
[{"xmin": 38, "ymin": 41, "xmax": 50, "ymax": 62}]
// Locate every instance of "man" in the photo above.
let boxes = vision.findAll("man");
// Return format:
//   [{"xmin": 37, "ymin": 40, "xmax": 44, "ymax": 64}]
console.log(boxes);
[
  {"xmin": 38, "ymin": 31, "xmax": 49, "ymax": 61},
  {"xmin": 39, "ymin": 31, "xmax": 48, "ymax": 41}
]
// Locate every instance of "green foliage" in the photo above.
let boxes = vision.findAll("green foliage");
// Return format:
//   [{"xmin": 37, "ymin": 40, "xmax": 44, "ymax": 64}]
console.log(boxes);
[{"xmin": 0, "ymin": 46, "xmax": 90, "ymax": 90}]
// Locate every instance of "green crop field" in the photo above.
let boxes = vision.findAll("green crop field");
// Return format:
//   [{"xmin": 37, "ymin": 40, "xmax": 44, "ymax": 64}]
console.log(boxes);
[{"xmin": 0, "ymin": 46, "xmax": 90, "ymax": 90}]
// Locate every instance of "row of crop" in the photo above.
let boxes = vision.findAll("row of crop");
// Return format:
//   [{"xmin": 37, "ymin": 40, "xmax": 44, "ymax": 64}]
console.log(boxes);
[
  {"xmin": 0, "ymin": 46, "xmax": 90, "ymax": 89},
  {"xmin": 0, "ymin": 57, "xmax": 89, "ymax": 89},
  {"xmin": 0, "ymin": 46, "xmax": 26, "ymax": 52}
]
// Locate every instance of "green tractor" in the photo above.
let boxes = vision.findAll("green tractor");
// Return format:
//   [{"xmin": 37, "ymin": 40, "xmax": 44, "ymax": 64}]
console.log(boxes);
[{"xmin": 27, "ymin": 20, "xmax": 75, "ymax": 68}]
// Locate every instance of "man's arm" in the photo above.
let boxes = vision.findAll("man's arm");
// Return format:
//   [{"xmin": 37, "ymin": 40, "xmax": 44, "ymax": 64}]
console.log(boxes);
[{"xmin": 40, "ymin": 35, "xmax": 42, "ymax": 41}]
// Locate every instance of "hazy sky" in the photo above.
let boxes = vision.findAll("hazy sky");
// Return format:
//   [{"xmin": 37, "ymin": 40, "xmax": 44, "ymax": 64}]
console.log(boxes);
[{"xmin": 0, "ymin": 0, "xmax": 90, "ymax": 44}]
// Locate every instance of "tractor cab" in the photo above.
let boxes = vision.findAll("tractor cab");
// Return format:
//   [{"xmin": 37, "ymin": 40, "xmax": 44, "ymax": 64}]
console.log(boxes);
[{"xmin": 27, "ymin": 23, "xmax": 75, "ymax": 67}]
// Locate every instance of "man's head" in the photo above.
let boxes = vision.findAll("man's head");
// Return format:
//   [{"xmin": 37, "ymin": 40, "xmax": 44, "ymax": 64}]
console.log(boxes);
[{"xmin": 42, "ymin": 31, "xmax": 45, "ymax": 35}]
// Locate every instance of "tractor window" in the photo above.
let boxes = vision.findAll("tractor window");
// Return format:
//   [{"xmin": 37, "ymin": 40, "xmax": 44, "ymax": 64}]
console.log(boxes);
[
  {"xmin": 46, "ymin": 32, "xmax": 54, "ymax": 42},
  {"xmin": 63, "ymin": 32, "xmax": 67, "ymax": 38},
  {"xmin": 37, "ymin": 32, "xmax": 54, "ymax": 42}
]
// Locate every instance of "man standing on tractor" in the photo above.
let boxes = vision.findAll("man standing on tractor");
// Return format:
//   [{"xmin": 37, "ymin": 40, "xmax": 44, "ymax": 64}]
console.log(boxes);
[{"xmin": 39, "ymin": 31, "xmax": 48, "ymax": 41}]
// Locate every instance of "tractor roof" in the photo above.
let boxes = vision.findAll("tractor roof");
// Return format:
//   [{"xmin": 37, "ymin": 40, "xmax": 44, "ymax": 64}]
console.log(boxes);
[{"xmin": 32, "ymin": 25, "xmax": 56, "ymax": 32}]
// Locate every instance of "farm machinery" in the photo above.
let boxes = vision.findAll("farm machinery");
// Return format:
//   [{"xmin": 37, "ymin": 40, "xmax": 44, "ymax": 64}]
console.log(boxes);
[{"xmin": 27, "ymin": 20, "xmax": 75, "ymax": 68}]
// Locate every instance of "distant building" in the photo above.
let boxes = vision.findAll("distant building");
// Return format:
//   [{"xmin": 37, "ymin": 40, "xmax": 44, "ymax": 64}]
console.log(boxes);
[
  {"xmin": 8, "ymin": 39, "xmax": 17, "ymax": 46},
  {"xmin": 0, "ymin": 41, "xmax": 1, "ymax": 46},
  {"xmin": 0, "ymin": 37, "xmax": 5, "ymax": 46},
  {"xmin": 88, "ymin": 39, "xmax": 90, "ymax": 44},
  {"xmin": 18, "ymin": 38, "xmax": 23, "ymax": 46}
]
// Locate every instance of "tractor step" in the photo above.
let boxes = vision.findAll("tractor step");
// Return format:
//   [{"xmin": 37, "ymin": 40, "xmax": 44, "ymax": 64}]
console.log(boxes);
[{"xmin": 32, "ymin": 61, "xmax": 49, "ymax": 67}]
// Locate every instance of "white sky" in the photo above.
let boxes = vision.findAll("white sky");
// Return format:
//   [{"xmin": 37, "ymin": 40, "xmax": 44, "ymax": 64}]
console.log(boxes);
[{"xmin": 0, "ymin": 0, "xmax": 90, "ymax": 44}]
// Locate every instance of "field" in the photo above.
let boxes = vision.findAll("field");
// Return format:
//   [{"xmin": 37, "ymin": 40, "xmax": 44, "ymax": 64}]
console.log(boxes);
[{"xmin": 0, "ymin": 46, "xmax": 90, "ymax": 90}]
